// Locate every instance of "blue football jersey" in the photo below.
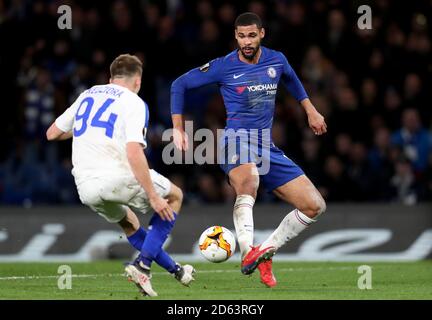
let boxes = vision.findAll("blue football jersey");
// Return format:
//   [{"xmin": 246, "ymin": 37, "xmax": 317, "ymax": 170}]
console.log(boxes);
[{"xmin": 171, "ymin": 46, "xmax": 308, "ymax": 131}]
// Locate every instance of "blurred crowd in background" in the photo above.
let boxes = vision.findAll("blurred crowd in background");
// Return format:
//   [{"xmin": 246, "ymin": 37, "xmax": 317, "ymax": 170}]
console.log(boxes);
[{"xmin": 0, "ymin": 0, "xmax": 431, "ymax": 206}]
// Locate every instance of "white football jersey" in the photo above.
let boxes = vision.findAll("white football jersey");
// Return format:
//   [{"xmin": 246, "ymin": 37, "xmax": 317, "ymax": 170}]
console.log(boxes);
[{"xmin": 55, "ymin": 83, "xmax": 148, "ymax": 185}]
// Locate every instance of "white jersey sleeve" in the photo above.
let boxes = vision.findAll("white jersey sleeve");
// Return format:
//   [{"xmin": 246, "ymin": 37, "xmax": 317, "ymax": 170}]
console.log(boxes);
[
  {"xmin": 55, "ymin": 94, "xmax": 82, "ymax": 132},
  {"xmin": 124, "ymin": 97, "xmax": 148, "ymax": 147}
]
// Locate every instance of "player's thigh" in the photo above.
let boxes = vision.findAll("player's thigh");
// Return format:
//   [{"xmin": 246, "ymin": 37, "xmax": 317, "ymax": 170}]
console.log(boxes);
[
  {"xmin": 77, "ymin": 178, "xmax": 128, "ymax": 223},
  {"xmin": 128, "ymin": 169, "xmax": 172, "ymax": 214},
  {"xmin": 228, "ymin": 163, "xmax": 260, "ymax": 196},
  {"xmin": 93, "ymin": 201, "xmax": 129, "ymax": 223},
  {"xmin": 273, "ymin": 174, "xmax": 326, "ymax": 217}
]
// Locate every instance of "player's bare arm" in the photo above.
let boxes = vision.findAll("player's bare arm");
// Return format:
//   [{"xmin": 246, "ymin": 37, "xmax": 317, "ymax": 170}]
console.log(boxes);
[
  {"xmin": 170, "ymin": 50, "xmax": 224, "ymax": 152},
  {"xmin": 46, "ymin": 123, "xmax": 73, "ymax": 141},
  {"xmin": 300, "ymin": 98, "xmax": 327, "ymax": 136},
  {"xmin": 126, "ymin": 142, "xmax": 174, "ymax": 221},
  {"xmin": 172, "ymin": 114, "xmax": 189, "ymax": 151}
]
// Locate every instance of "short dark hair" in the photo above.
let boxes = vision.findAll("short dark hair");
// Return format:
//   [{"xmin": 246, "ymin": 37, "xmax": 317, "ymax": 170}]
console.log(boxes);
[
  {"xmin": 110, "ymin": 54, "xmax": 142, "ymax": 78},
  {"xmin": 234, "ymin": 12, "xmax": 262, "ymax": 29}
]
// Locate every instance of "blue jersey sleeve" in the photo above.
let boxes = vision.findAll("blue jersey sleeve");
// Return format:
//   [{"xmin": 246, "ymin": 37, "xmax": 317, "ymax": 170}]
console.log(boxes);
[
  {"xmin": 279, "ymin": 53, "xmax": 308, "ymax": 102},
  {"xmin": 171, "ymin": 58, "xmax": 224, "ymax": 114}
]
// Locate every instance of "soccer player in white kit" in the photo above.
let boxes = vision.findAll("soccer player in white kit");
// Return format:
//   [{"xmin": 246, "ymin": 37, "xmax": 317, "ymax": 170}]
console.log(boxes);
[{"xmin": 46, "ymin": 54, "xmax": 195, "ymax": 297}]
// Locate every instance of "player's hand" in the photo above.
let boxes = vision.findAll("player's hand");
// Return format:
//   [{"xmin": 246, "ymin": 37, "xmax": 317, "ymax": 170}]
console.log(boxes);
[
  {"xmin": 307, "ymin": 110, "xmax": 327, "ymax": 135},
  {"xmin": 173, "ymin": 128, "xmax": 189, "ymax": 151},
  {"xmin": 149, "ymin": 195, "xmax": 175, "ymax": 221}
]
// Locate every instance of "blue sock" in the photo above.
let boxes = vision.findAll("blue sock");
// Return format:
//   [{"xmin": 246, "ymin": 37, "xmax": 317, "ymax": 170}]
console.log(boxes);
[
  {"xmin": 127, "ymin": 227, "xmax": 147, "ymax": 251},
  {"xmin": 140, "ymin": 212, "xmax": 177, "ymax": 268},
  {"xmin": 155, "ymin": 250, "xmax": 179, "ymax": 273},
  {"xmin": 127, "ymin": 226, "xmax": 178, "ymax": 273}
]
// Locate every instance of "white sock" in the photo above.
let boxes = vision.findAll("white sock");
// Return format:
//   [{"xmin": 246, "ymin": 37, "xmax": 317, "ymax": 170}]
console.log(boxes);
[
  {"xmin": 261, "ymin": 209, "xmax": 315, "ymax": 251},
  {"xmin": 233, "ymin": 194, "xmax": 255, "ymax": 259}
]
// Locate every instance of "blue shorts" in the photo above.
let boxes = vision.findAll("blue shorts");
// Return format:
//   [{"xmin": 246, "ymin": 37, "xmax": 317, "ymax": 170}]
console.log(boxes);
[{"xmin": 218, "ymin": 136, "xmax": 304, "ymax": 192}]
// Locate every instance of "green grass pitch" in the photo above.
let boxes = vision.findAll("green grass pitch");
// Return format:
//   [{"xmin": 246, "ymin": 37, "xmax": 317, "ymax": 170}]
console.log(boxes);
[{"xmin": 0, "ymin": 261, "xmax": 431, "ymax": 300}]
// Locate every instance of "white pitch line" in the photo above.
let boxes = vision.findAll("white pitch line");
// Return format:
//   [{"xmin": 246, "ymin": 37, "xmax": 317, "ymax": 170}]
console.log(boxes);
[
  {"xmin": 0, "ymin": 274, "xmax": 105, "ymax": 281},
  {"xmin": 0, "ymin": 266, "xmax": 355, "ymax": 281}
]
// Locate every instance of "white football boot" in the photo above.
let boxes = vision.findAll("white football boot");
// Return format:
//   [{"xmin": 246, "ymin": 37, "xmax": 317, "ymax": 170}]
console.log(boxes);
[
  {"xmin": 125, "ymin": 261, "xmax": 158, "ymax": 297},
  {"xmin": 174, "ymin": 264, "xmax": 196, "ymax": 286}
]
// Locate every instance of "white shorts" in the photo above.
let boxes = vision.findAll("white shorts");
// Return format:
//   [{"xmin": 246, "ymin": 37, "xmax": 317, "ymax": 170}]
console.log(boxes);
[{"xmin": 76, "ymin": 169, "xmax": 172, "ymax": 223}]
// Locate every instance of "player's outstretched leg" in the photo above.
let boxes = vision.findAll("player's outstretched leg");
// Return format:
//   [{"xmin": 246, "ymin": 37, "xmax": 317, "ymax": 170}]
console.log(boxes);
[
  {"xmin": 138, "ymin": 183, "xmax": 181, "ymax": 276},
  {"xmin": 120, "ymin": 184, "xmax": 195, "ymax": 294},
  {"xmin": 257, "ymin": 175, "xmax": 326, "ymax": 287},
  {"xmin": 126, "ymin": 226, "xmax": 196, "ymax": 287}
]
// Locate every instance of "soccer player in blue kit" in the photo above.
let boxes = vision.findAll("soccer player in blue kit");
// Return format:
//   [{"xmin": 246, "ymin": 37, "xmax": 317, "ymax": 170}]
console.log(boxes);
[{"xmin": 171, "ymin": 13, "xmax": 327, "ymax": 287}]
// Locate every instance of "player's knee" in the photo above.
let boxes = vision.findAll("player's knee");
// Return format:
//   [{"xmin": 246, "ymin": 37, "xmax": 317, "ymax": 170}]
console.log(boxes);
[
  {"xmin": 234, "ymin": 177, "xmax": 259, "ymax": 197},
  {"xmin": 169, "ymin": 184, "xmax": 183, "ymax": 206},
  {"xmin": 118, "ymin": 216, "xmax": 139, "ymax": 236},
  {"xmin": 312, "ymin": 198, "xmax": 327, "ymax": 218},
  {"xmin": 314, "ymin": 197, "xmax": 326, "ymax": 218},
  {"xmin": 301, "ymin": 194, "xmax": 326, "ymax": 219}
]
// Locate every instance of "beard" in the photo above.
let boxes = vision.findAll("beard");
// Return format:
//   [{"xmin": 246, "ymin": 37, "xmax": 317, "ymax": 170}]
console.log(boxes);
[{"xmin": 240, "ymin": 44, "xmax": 260, "ymax": 60}]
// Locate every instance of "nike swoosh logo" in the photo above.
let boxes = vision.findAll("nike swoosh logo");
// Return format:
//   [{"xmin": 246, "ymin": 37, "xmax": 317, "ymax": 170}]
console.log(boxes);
[{"xmin": 233, "ymin": 73, "xmax": 245, "ymax": 79}]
